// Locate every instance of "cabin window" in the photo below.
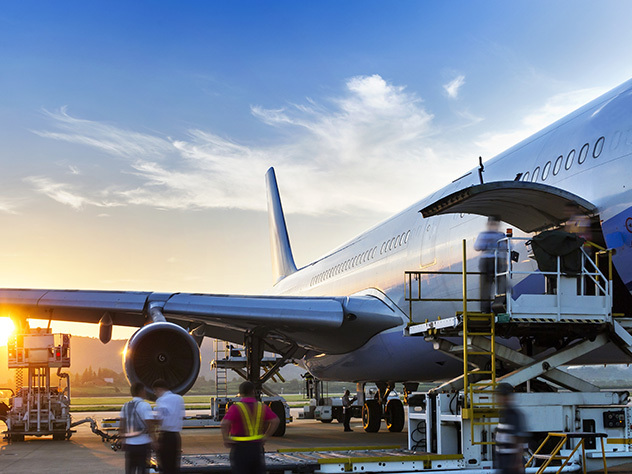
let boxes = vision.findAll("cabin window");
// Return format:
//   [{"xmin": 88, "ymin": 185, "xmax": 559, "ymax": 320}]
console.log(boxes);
[
  {"xmin": 531, "ymin": 166, "xmax": 540, "ymax": 182},
  {"xmin": 404, "ymin": 230, "xmax": 411, "ymax": 244},
  {"xmin": 593, "ymin": 136, "xmax": 605, "ymax": 158},
  {"xmin": 542, "ymin": 161, "xmax": 551, "ymax": 180},
  {"xmin": 553, "ymin": 155, "xmax": 563, "ymax": 175},
  {"xmin": 565, "ymin": 149, "xmax": 575, "ymax": 170},
  {"xmin": 578, "ymin": 143, "xmax": 589, "ymax": 164},
  {"xmin": 522, "ymin": 171, "xmax": 530, "ymax": 181}
]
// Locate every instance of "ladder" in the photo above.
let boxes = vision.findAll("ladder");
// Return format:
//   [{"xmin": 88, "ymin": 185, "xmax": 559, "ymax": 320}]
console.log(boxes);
[
  {"xmin": 460, "ymin": 239, "xmax": 498, "ymax": 446},
  {"xmin": 526, "ymin": 432, "xmax": 608, "ymax": 474},
  {"xmin": 213, "ymin": 339, "xmax": 228, "ymax": 398}
]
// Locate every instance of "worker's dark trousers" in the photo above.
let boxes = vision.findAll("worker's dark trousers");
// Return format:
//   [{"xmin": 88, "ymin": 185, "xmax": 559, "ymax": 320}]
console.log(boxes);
[
  {"xmin": 125, "ymin": 443, "xmax": 150, "ymax": 474},
  {"xmin": 230, "ymin": 442, "xmax": 265, "ymax": 474},
  {"xmin": 343, "ymin": 408, "xmax": 352, "ymax": 431},
  {"xmin": 157, "ymin": 431, "xmax": 181, "ymax": 474}
]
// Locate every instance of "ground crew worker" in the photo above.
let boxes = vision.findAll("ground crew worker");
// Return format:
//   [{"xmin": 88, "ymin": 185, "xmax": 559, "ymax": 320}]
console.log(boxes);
[
  {"xmin": 221, "ymin": 381, "xmax": 280, "ymax": 474},
  {"xmin": 119, "ymin": 382, "xmax": 156, "ymax": 474},
  {"xmin": 494, "ymin": 383, "xmax": 527, "ymax": 474},
  {"xmin": 152, "ymin": 379, "xmax": 185, "ymax": 474},
  {"xmin": 474, "ymin": 216, "xmax": 507, "ymax": 312},
  {"xmin": 342, "ymin": 389, "xmax": 357, "ymax": 432}
]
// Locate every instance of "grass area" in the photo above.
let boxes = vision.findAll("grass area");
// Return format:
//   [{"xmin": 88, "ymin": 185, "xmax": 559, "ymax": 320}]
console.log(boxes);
[{"xmin": 69, "ymin": 393, "xmax": 313, "ymax": 412}]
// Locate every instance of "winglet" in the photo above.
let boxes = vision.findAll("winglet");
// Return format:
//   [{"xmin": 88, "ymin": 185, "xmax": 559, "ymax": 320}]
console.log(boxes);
[{"xmin": 266, "ymin": 168, "xmax": 297, "ymax": 283}]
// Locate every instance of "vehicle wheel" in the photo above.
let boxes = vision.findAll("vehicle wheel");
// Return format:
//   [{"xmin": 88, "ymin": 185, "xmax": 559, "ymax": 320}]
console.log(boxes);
[
  {"xmin": 320, "ymin": 418, "xmax": 332, "ymax": 423},
  {"xmin": 362, "ymin": 400, "xmax": 382, "ymax": 433},
  {"xmin": 267, "ymin": 401, "xmax": 286, "ymax": 437},
  {"xmin": 385, "ymin": 399, "xmax": 405, "ymax": 432},
  {"xmin": 52, "ymin": 432, "xmax": 65, "ymax": 441},
  {"xmin": 10, "ymin": 434, "xmax": 24, "ymax": 442}
]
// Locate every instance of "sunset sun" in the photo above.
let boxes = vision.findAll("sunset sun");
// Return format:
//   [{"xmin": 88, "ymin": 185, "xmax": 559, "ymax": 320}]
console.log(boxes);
[{"xmin": 0, "ymin": 317, "xmax": 15, "ymax": 346}]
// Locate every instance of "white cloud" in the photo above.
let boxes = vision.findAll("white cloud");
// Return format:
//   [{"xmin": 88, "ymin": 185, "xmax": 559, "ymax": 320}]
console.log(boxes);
[
  {"xmin": 33, "ymin": 76, "xmax": 468, "ymax": 215},
  {"xmin": 443, "ymin": 75, "xmax": 466, "ymax": 99},
  {"xmin": 24, "ymin": 176, "xmax": 120, "ymax": 210},
  {"xmin": 474, "ymin": 87, "xmax": 606, "ymax": 158}
]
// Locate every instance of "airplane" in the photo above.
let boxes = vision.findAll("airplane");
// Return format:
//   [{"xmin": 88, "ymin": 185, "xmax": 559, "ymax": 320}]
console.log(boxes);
[{"xmin": 2, "ymin": 77, "xmax": 632, "ymax": 435}]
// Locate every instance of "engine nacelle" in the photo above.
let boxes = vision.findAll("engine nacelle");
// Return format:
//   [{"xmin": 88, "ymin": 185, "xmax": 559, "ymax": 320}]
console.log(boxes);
[{"xmin": 123, "ymin": 322, "xmax": 201, "ymax": 398}]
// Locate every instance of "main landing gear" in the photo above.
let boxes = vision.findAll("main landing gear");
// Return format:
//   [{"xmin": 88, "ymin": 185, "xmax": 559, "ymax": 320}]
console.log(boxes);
[
  {"xmin": 361, "ymin": 382, "xmax": 414, "ymax": 433},
  {"xmin": 242, "ymin": 331, "xmax": 296, "ymax": 437}
]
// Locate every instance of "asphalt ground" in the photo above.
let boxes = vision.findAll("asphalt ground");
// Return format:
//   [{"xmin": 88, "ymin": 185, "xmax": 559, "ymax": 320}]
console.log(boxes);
[
  {"xmin": 0, "ymin": 409, "xmax": 407, "ymax": 474},
  {"xmin": 2, "ymin": 409, "xmax": 628, "ymax": 473}
]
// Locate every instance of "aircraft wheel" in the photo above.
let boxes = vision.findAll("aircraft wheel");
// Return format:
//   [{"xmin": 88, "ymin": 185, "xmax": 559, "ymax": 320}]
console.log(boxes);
[
  {"xmin": 385, "ymin": 399, "xmax": 405, "ymax": 432},
  {"xmin": 362, "ymin": 400, "xmax": 382, "ymax": 433},
  {"xmin": 267, "ymin": 401, "xmax": 286, "ymax": 437}
]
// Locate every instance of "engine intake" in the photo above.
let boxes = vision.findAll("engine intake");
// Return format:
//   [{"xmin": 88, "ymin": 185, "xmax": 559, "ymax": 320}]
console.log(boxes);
[{"xmin": 123, "ymin": 322, "xmax": 201, "ymax": 397}]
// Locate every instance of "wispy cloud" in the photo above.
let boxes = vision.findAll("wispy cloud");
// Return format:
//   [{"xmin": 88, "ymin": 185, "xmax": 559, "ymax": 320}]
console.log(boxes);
[
  {"xmin": 24, "ymin": 176, "xmax": 120, "ymax": 210},
  {"xmin": 443, "ymin": 75, "xmax": 466, "ymax": 99},
  {"xmin": 474, "ymin": 87, "xmax": 606, "ymax": 158},
  {"xmin": 30, "ymin": 77, "xmax": 604, "ymax": 216},
  {"xmin": 32, "ymin": 75, "xmax": 467, "ymax": 215}
]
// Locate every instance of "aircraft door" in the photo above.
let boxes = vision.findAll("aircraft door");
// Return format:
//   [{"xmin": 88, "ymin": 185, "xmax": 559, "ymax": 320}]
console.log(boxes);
[{"xmin": 420, "ymin": 219, "xmax": 439, "ymax": 267}]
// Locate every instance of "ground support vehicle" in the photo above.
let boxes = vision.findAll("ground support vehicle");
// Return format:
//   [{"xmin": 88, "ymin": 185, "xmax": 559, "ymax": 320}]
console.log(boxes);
[
  {"xmin": 402, "ymin": 238, "xmax": 632, "ymax": 472},
  {"xmin": 210, "ymin": 341, "xmax": 292, "ymax": 436},
  {"xmin": 2, "ymin": 329, "xmax": 72, "ymax": 441}
]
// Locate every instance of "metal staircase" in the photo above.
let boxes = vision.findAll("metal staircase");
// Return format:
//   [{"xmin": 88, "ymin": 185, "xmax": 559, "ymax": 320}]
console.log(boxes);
[
  {"xmin": 213, "ymin": 339, "xmax": 228, "ymax": 398},
  {"xmin": 405, "ymin": 235, "xmax": 632, "ymax": 455}
]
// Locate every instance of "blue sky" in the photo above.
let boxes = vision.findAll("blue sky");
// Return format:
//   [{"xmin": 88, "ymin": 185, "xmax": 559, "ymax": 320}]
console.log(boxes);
[{"xmin": 1, "ymin": 1, "xmax": 632, "ymax": 338}]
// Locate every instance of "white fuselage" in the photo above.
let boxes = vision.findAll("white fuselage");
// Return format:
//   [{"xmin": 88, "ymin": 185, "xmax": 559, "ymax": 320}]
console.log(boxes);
[{"xmin": 271, "ymin": 79, "xmax": 632, "ymax": 383}]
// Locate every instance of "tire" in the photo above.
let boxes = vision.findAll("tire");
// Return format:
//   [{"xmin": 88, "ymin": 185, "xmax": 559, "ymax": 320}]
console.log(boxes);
[
  {"xmin": 320, "ymin": 418, "xmax": 332, "ymax": 423},
  {"xmin": 267, "ymin": 401, "xmax": 286, "ymax": 437},
  {"xmin": 385, "ymin": 399, "xmax": 405, "ymax": 432},
  {"xmin": 362, "ymin": 400, "xmax": 382, "ymax": 433},
  {"xmin": 10, "ymin": 434, "xmax": 24, "ymax": 442}
]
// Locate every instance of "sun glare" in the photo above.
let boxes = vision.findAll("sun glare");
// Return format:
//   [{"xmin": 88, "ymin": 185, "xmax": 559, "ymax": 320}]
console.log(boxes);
[{"xmin": 0, "ymin": 317, "xmax": 15, "ymax": 346}]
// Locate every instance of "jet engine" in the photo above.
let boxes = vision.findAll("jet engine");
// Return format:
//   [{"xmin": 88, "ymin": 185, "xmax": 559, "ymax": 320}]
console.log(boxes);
[{"xmin": 123, "ymin": 321, "xmax": 201, "ymax": 397}]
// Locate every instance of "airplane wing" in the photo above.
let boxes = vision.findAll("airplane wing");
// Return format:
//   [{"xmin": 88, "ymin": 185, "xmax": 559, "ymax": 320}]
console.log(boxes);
[{"xmin": 0, "ymin": 288, "xmax": 404, "ymax": 355}]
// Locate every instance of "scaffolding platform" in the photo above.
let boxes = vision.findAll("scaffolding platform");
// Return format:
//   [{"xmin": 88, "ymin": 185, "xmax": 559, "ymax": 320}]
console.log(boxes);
[{"xmin": 401, "ymin": 236, "xmax": 632, "ymax": 472}]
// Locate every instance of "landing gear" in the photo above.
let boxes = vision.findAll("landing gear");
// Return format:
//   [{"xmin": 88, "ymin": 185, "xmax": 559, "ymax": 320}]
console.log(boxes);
[
  {"xmin": 362, "ymin": 399, "xmax": 382, "ymax": 433},
  {"xmin": 384, "ymin": 399, "xmax": 404, "ymax": 432},
  {"xmin": 360, "ymin": 382, "xmax": 407, "ymax": 433},
  {"xmin": 266, "ymin": 400, "xmax": 286, "ymax": 437}
]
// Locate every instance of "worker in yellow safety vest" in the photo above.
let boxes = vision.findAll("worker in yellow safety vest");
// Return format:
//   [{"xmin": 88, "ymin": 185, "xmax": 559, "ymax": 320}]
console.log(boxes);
[{"xmin": 221, "ymin": 381, "xmax": 280, "ymax": 474}]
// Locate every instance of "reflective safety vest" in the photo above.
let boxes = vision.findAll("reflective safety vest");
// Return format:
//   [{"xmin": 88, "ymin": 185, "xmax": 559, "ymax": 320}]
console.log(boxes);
[{"xmin": 230, "ymin": 402, "xmax": 265, "ymax": 441}]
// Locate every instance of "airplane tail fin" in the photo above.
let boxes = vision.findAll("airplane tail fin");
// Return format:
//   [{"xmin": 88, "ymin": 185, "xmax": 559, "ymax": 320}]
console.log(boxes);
[{"xmin": 266, "ymin": 167, "xmax": 297, "ymax": 283}]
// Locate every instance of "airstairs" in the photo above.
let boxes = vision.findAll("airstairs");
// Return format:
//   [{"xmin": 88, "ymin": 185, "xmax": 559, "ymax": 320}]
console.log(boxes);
[{"xmin": 402, "ymin": 235, "xmax": 632, "ymax": 472}]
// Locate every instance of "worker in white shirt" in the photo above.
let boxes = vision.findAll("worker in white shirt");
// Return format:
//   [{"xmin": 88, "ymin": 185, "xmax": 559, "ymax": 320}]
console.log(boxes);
[
  {"xmin": 119, "ymin": 382, "xmax": 156, "ymax": 474},
  {"xmin": 152, "ymin": 379, "xmax": 185, "ymax": 474}
]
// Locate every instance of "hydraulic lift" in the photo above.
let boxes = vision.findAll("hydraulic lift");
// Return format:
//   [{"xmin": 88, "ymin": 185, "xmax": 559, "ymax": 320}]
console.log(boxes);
[
  {"xmin": 402, "ymin": 236, "xmax": 632, "ymax": 472},
  {"xmin": 2, "ymin": 328, "xmax": 73, "ymax": 441}
]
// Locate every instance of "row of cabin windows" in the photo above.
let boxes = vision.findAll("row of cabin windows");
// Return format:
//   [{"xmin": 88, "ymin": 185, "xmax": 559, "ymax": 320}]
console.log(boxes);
[
  {"xmin": 521, "ymin": 136, "xmax": 604, "ymax": 183},
  {"xmin": 310, "ymin": 229, "xmax": 411, "ymax": 286}
]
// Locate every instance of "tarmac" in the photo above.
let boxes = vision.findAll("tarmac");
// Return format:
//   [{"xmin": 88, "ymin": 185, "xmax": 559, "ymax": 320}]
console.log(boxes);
[
  {"xmin": 2, "ymin": 408, "xmax": 627, "ymax": 473},
  {"xmin": 0, "ymin": 408, "xmax": 407, "ymax": 474}
]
